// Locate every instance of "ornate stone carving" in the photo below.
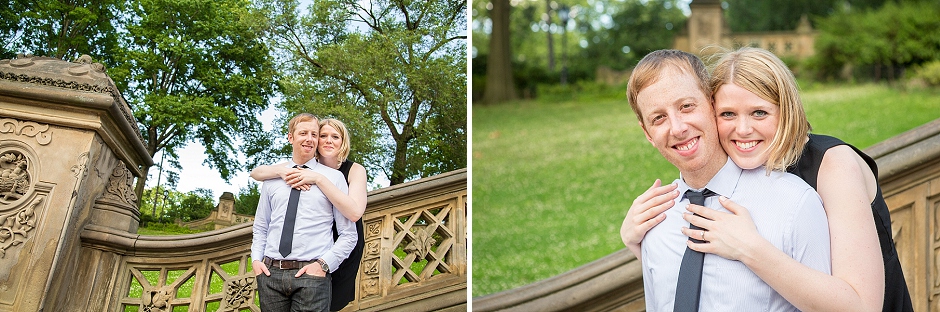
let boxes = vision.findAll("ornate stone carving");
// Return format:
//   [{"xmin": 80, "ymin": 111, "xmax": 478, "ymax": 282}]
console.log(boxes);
[
  {"xmin": 934, "ymin": 200, "xmax": 940, "ymax": 294},
  {"xmin": 0, "ymin": 118, "xmax": 52, "ymax": 145},
  {"xmin": 102, "ymin": 162, "xmax": 137, "ymax": 206},
  {"xmin": 404, "ymin": 226, "xmax": 436, "ymax": 260},
  {"xmin": 220, "ymin": 276, "xmax": 255, "ymax": 311},
  {"xmin": 67, "ymin": 54, "xmax": 107, "ymax": 76},
  {"xmin": 365, "ymin": 240, "xmax": 379, "ymax": 257},
  {"xmin": 71, "ymin": 152, "xmax": 89, "ymax": 179},
  {"xmin": 362, "ymin": 258, "xmax": 379, "ymax": 275},
  {"xmin": 697, "ymin": 18, "xmax": 712, "ymax": 37},
  {"xmin": 142, "ymin": 285, "xmax": 173, "ymax": 312},
  {"xmin": 0, "ymin": 151, "xmax": 31, "ymax": 202},
  {"xmin": 0, "ymin": 54, "xmax": 114, "ymax": 95},
  {"xmin": 366, "ymin": 221, "xmax": 381, "ymax": 238},
  {"xmin": 0, "ymin": 196, "xmax": 41, "ymax": 258},
  {"xmin": 361, "ymin": 277, "xmax": 379, "ymax": 297}
]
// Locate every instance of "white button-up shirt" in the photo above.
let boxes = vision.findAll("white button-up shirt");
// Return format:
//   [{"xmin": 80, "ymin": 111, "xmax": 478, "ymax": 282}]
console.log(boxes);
[
  {"xmin": 251, "ymin": 160, "xmax": 356, "ymax": 271},
  {"xmin": 642, "ymin": 158, "xmax": 831, "ymax": 311}
]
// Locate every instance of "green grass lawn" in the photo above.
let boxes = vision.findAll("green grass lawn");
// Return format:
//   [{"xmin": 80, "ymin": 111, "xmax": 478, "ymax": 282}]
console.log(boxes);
[{"xmin": 470, "ymin": 83, "xmax": 940, "ymax": 297}]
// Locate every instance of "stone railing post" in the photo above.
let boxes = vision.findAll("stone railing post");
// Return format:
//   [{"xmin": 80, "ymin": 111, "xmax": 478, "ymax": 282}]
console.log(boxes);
[{"xmin": 0, "ymin": 54, "xmax": 152, "ymax": 311}]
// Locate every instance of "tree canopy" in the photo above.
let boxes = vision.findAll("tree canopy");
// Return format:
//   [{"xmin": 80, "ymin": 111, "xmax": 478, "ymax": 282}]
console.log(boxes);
[
  {"xmin": 723, "ymin": 0, "xmax": 887, "ymax": 32},
  {"xmin": 813, "ymin": 1, "xmax": 940, "ymax": 80},
  {"xmin": 261, "ymin": 0, "xmax": 467, "ymax": 185},
  {"xmin": 472, "ymin": 0, "xmax": 686, "ymax": 103},
  {"xmin": 0, "ymin": 0, "xmax": 126, "ymax": 63},
  {"xmin": 108, "ymin": 0, "xmax": 278, "ymax": 195}
]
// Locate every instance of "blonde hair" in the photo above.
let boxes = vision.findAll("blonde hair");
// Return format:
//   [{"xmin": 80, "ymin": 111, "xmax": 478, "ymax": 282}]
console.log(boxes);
[
  {"xmin": 708, "ymin": 47, "xmax": 810, "ymax": 172},
  {"xmin": 627, "ymin": 49, "xmax": 710, "ymax": 125},
  {"xmin": 318, "ymin": 118, "xmax": 351, "ymax": 163},
  {"xmin": 288, "ymin": 113, "xmax": 319, "ymax": 135}
]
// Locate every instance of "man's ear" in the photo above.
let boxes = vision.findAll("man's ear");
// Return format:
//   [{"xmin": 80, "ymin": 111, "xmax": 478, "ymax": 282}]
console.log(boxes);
[
  {"xmin": 287, "ymin": 132, "xmax": 293, "ymax": 141},
  {"xmin": 639, "ymin": 121, "xmax": 654, "ymax": 145}
]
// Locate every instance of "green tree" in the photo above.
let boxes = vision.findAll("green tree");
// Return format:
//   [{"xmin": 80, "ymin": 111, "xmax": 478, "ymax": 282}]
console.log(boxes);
[
  {"xmin": 140, "ymin": 185, "xmax": 184, "ymax": 224},
  {"xmin": 579, "ymin": 0, "xmax": 685, "ymax": 71},
  {"xmin": 109, "ymin": 0, "xmax": 278, "ymax": 196},
  {"xmin": 723, "ymin": 0, "xmax": 886, "ymax": 32},
  {"xmin": 170, "ymin": 188, "xmax": 215, "ymax": 222},
  {"xmin": 0, "ymin": 0, "xmax": 125, "ymax": 63},
  {"xmin": 234, "ymin": 181, "xmax": 261, "ymax": 215},
  {"xmin": 813, "ymin": 1, "xmax": 940, "ymax": 81},
  {"xmin": 262, "ymin": 0, "xmax": 467, "ymax": 185},
  {"xmin": 0, "ymin": 0, "xmax": 27, "ymax": 58}
]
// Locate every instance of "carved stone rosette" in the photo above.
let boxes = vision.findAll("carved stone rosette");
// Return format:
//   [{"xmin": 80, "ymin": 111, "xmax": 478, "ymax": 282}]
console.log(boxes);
[
  {"xmin": 219, "ymin": 276, "xmax": 255, "ymax": 311},
  {"xmin": 124, "ymin": 266, "xmax": 196, "ymax": 311},
  {"xmin": 0, "ymin": 150, "xmax": 32, "ymax": 203}
]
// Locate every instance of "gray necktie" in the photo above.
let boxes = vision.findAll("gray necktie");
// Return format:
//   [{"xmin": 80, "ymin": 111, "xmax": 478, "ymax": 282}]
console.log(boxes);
[
  {"xmin": 279, "ymin": 164, "xmax": 307, "ymax": 258},
  {"xmin": 674, "ymin": 188, "xmax": 717, "ymax": 312}
]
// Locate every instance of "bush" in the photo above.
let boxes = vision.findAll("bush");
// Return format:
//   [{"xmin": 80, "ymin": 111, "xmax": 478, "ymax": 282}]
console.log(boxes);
[
  {"xmin": 813, "ymin": 2, "xmax": 940, "ymax": 82},
  {"xmin": 234, "ymin": 182, "xmax": 261, "ymax": 215},
  {"xmin": 535, "ymin": 80, "xmax": 627, "ymax": 103},
  {"xmin": 139, "ymin": 222, "xmax": 204, "ymax": 235},
  {"xmin": 912, "ymin": 61, "xmax": 940, "ymax": 87}
]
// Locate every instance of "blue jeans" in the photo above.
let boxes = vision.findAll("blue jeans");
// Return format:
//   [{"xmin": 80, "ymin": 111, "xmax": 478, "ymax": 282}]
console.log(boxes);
[{"xmin": 256, "ymin": 267, "xmax": 331, "ymax": 312}]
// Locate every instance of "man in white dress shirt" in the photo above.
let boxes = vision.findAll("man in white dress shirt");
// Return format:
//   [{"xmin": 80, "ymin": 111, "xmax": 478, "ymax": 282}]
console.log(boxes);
[
  {"xmin": 624, "ymin": 50, "xmax": 831, "ymax": 311},
  {"xmin": 251, "ymin": 113, "xmax": 357, "ymax": 312}
]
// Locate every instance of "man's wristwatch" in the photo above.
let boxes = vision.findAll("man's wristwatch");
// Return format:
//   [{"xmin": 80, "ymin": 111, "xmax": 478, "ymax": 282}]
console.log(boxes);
[{"xmin": 316, "ymin": 259, "xmax": 329, "ymax": 273}]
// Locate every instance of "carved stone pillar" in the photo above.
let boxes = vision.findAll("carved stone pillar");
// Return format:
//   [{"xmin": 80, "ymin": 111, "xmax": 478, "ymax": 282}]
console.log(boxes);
[
  {"xmin": 687, "ymin": 0, "xmax": 725, "ymax": 55},
  {"xmin": 0, "ymin": 55, "xmax": 151, "ymax": 311},
  {"xmin": 218, "ymin": 192, "xmax": 236, "ymax": 224}
]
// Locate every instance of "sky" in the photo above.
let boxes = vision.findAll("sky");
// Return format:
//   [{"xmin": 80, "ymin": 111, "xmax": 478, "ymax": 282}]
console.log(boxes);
[{"xmin": 145, "ymin": 105, "xmax": 280, "ymax": 201}]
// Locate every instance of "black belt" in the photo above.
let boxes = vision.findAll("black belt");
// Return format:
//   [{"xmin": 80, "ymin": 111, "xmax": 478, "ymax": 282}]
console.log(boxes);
[{"xmin": 263, "ymin": 256, "xmax": 314, "ymax": 270}]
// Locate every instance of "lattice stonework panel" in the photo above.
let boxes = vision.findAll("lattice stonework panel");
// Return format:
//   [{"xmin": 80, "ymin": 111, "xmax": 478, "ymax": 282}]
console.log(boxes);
[
  {"xmin": 119, "ymin": 254, "xmax": 260, "ymax": 312},
  {"xmin": 390, "ymin": 200, "xmax": 457, "ymax": 289},
  {"xmin": 205, "ymin": 255, "xmax": 259, "ymax": 312},
  {"xmin": 121, "ymin": 266, "xmax": 197, "ymax": 312}
]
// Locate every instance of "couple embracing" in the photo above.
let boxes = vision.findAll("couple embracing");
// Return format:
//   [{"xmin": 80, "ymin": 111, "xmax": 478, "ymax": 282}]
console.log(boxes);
[
  {"xmin": 621, "ymin": 48, "xmax": 913, "ymax": 312},
  {"xmin": 250, "ymin": 113, "xmax": 368, "ymax": 312}
]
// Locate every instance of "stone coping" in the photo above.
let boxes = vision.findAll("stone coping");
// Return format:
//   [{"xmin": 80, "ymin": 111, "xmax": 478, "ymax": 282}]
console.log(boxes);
[
  {"xmin": 80, "ymin": 168, "xmax": 468, "ymax": 256},
  {"xmin": 864, "ymin": 118, "xmax": 940, "ymax": 183},
  {"xmin": 0, "ymin": 54, "xmax": 153, "ymax": 173},
  {"xmin": 472, "ymin": 248, "xmax": 642, "ymax": 311}
]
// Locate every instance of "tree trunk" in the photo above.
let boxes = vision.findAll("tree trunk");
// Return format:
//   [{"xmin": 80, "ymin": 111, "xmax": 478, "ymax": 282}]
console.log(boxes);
[
  {"xmin": 389, "ymin": 137, "xmax": 411, "ymax": 185},
  {"xmin": 545, "ymin": 0, "xmax": 555, "ymax": 72},
  {"xmin": 481, "ymin": 0, "xmax": 517, "ymax": 104}
]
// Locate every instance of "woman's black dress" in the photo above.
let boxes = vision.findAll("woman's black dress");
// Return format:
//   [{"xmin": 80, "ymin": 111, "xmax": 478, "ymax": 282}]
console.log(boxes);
[
  {"xmin": 330, "ymin": 160, "xmax": 365, "ymax": 311},
  {"xmin": 787, "ymin": 134, "xmax": 913, "ymax": 312}
]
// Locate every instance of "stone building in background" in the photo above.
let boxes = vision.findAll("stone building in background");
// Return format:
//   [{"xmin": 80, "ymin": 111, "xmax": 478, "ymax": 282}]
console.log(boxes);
[
  {"xmin": 177, "ymin": 191, "xmax": 253, "ymax": 230},
  {"xmin": 673, "ymin": 0, "xmax": 817, "ymax": 59}
]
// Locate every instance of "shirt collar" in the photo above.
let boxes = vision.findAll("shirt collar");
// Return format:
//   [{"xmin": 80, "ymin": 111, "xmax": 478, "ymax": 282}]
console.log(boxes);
[
  {"xmin": 676, "ymin": 157, "xmax": 741, "ymax": 199},
  {"xmin": 287, "ymin": 159, "xmax": 319, "ymax": 169}
]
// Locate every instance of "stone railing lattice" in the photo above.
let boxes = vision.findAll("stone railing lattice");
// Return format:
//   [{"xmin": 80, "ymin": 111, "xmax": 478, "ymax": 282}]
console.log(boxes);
[{"xmin": 95, "ymin": 169, "xmax": 466, "ymax": 311}]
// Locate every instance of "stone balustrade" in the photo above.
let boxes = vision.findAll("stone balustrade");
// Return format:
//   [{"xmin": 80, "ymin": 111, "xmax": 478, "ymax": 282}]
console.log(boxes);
[{"xmin": 76, "ymin": 168, "xmax": 467, "ymax": 311}]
